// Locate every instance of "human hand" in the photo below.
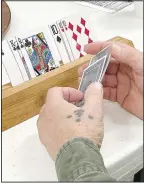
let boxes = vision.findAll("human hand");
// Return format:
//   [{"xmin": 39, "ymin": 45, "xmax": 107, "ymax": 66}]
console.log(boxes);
[
  {"xmin": 78, "ymin": 42, "xmax": 143, "ymax": 119},
  {"xmin": 37, "ymin": 83, "xmax": 103, "ymax": 160}
]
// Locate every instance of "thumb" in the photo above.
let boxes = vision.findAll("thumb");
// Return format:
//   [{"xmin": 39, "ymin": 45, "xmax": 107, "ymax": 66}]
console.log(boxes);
[
  {"xmin": 111, "ymin": 42, "xmax": 143, "ymax": 75},
  {"xmin": 83, "ymin": 82, "xmax": 103, "ymax": 120}
]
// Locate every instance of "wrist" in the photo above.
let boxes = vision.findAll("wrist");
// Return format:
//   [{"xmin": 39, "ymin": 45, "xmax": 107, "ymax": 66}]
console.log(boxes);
[{"xmin": 55, "ymin": 137, "xmax": 107, "ymax": 181}]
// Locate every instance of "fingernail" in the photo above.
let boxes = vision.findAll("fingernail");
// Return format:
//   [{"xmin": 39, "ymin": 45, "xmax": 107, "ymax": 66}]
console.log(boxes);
[
  {"xmin": 84, "ymin": 44, "xmax": 90, "ymax": 52},
  {"xmin": 93, "ymin": 82, "xmax": 102, "ymax": 90},
  {"xmin": 112, "ymin": 42, "xmax": 121, "ymax": 54}
]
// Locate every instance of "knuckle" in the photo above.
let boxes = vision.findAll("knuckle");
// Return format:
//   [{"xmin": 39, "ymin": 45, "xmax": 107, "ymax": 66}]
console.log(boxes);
[
  {"xmin": 48, "ymin": 87, "xmax": 59, "ymax": 94},
  {"xmin": 46, "ymin": 87, "xmax": 60, "ymax": 100}
]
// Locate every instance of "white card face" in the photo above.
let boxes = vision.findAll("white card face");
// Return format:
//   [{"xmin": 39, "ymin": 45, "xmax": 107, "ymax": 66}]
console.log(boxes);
[
  {"xmin": 61, "ymin": 14, "xmax": 95, "ymax": 60},
  {"xmin": 8, "ymin": 38, "xmax": 29, "ymax": 81},
  {"xmin": 15, "ymin": 37, "xmax": 36, "ymax": 79},
  {"xmin": 44, "ymin": 27, "xmax": 61, "ymax": 67},
  {"xmin": 2, "ymin": 40, "xmax": 24, "ymax": 86},
  {"xmin": 15, "ymin": 37, "xmax": 33, "ymax": 79},
  {"xmin": 22, "ymin": 32, "xmax": 57, "ymax": 76},
  {"xmin": 2, "ymin": 63, "xmax": 10, "ymax": 86},
  {"xmin": 17, "ymin": 26, "xmax": 61, "ymax": 68},
  {"xmin": 56, "ymin": 20, "xmax": 74, "ymax": 61},
  {"xmin": 79, "ymin": 55, "xmax": 106, "ymax": 92},
  {"xmin": 49, "ymin": 23, "xmax": 71, "ymax": 64}
]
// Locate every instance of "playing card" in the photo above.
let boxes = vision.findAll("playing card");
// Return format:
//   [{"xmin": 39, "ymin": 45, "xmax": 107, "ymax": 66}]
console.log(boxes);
[
  {"xmin": 79, "ymin": 55, "xmax": 106, "ymax": 92},
  {"xmin": 18, "ymin": 27, "xmax": 61, "ymax": 68},
  {"xmin": 15, "ymin": 37, "xmax": 34, "ymax": 79},
  {"xmin": 2, "ymin": 63, "xmax": 10, "ymax": 85},
  {"xmin": 15, "ymin": 37, "xmax": 36, "ymax": 79},
  {"xmin": 89, "ymin": 45, "xmax": 111, "ymax": 82},
  {"xmin": 8, "ymin": 38, "xmax": 30, "ymax": 81},
  {"xmin": 76, "ymin": 46, "xmax": 111, "ymax": 107},
  {"xmin": 61, "ymin": 14, "xmax": 95, "ymax": 60},
  {"xmin": 2, "ymin": 40, "xmax": 24, "ymax": 86},
  {"xmin": 49, "ymin": 23, "xmax": 71, "ymax": 64},
  {"xmin": 99, "ymin": 48, "xmax": 111, "ymax": 82},
  {"xmin": 89, "ymin": 45, "xmax": 110, "ymax": 65},
  {"xmin": 22, "ymin": 32, "xmax": 56, "ymax": 76},
  {"xmin": 57, "ymin": 20, "xmax": 74, "ymax": 61},
  {"xmin": 75, "ymin": 55, "xmax": 107, "ymax": 107},
  {"xmin": 44, "ymin": 27, "xmax": 61, "ymax": 67}
]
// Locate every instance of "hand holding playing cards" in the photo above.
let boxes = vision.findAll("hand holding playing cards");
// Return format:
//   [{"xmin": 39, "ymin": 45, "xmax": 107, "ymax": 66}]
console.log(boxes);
[
  {"xmin": 37, "ymin": 83, "xmax": 103, "ymax": 160},
  {"xmin": 79, "ymin": 42, "xmax": 143, "ymax": 119}
]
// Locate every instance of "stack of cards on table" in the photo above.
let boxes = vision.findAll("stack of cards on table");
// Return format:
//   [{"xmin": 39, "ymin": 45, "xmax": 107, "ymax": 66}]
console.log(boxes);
[
  {"xmin": 2, "ymin": 14, "xmax": 96, "ymax": 87},
  {"xmin": 76, "ymin": 45, "xmax": 111, "ymax": 107}
]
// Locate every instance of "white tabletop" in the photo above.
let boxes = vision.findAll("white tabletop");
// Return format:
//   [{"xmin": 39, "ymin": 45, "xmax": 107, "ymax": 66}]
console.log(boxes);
[{"xmin": 2, "ymin": 1, "xmax": 143, "ymax": 181}]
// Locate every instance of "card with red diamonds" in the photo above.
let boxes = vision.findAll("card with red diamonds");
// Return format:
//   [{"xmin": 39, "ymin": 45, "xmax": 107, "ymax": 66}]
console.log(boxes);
[{"xmin": 60, "ymin": 14, "xmax": 96, "ymax": 60}]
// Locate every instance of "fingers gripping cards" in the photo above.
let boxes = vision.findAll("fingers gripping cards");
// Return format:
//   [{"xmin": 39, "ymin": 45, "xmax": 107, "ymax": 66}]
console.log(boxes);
[{"xmin": 76, "ymin": 46, "xmax": 111, "ymax": 107}]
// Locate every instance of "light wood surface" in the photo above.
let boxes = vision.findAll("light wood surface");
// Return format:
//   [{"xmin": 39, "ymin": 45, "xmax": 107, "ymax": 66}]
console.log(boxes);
[{"xmin": 2, "ymin": 36, "xmax": 134, "ymax": 131}]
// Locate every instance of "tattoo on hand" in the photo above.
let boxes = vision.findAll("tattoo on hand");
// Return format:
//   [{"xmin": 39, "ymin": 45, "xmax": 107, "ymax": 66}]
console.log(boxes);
[
  {"xmin": 88, "ymin": 115, "xmax": 94, "ymax": 120},
  {"xmin": 66, "ymin": 109, "xmax": 94, "ymax": 122},
  {"xmin": 76, "ymin": 118, "xmax": 81, "ymax": 122},
  {"xmin": 67, "ymin": 115, "xmax": 72, "ymax": 118},
  {"xmin": 74, "ymin": 109, "xmax": 84, "ymax": 117}
]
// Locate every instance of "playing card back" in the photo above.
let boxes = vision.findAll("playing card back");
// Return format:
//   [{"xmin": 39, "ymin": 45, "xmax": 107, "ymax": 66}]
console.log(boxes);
[
  {"xmin": 79, "ymin": 55, "xmax": 106, "ymax": 92},
  {"xmin": 89, "ymin": 45, "xmax": 111, "ymax": 82},
  {"xmin": 89, "ymin": 45, "xmax": 110, "ymax": 65}
]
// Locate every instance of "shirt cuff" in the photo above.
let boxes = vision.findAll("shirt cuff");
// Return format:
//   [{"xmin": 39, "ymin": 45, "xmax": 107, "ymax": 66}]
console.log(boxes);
[{"xmin": 55, "ymin": 138, "xmax": 109, "ymax": 181}]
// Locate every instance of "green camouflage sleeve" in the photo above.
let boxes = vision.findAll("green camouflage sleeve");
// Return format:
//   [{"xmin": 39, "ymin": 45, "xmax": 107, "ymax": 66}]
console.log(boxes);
[{"xmin": 55, "ymin": 138, "xmax": 117, "ymax": 181}]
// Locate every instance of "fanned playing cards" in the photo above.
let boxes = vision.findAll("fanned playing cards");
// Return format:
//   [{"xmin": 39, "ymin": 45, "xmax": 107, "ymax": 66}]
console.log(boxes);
[
  {"xmin": 76, "ymin": 46, "xmax": 111, "ymax": 107},
  {"xmin": 79, "ymin": 45, "xmax": 111, "ymax": 92},
  {"xmin": 2, "ymin": 14, "xmax": 96, "ymax": 87}
]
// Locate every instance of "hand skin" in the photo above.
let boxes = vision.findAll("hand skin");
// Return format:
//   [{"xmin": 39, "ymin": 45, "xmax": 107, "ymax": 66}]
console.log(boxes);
[
  {"xmin": 78, "ymin": 42, "xmax": 143, "ymax": 120},
  {"xmin": 37, "ymin": 83, "xmax": 104, "ymax": 161}
]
